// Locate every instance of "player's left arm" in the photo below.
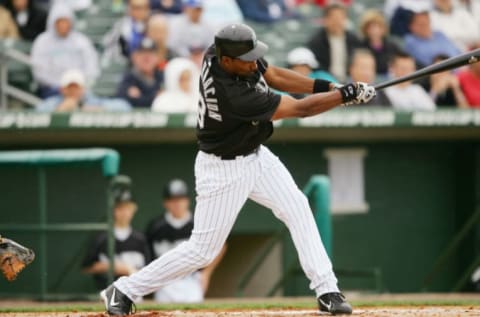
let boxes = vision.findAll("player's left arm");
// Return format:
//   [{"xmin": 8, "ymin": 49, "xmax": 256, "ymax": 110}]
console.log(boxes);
[{"xmin": 263, "ymin": 65, "xmax": 335, "ymax": 94}]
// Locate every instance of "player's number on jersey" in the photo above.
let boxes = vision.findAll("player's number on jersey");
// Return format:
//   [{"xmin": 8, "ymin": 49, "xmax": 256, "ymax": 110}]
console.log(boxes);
[{"xmin": 198, "ymin": 97, "xmax": 207, "ymax": 129}]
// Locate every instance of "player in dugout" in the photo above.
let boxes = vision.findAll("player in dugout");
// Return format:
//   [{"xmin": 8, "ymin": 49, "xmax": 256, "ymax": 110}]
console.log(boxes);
[
  {"xmin": 101, "ymin": 23, "xmax": 376, "ymax": 316},
  {"xmin": 146, "ymin": 179, "xmax": 226, "ymax": 303}
]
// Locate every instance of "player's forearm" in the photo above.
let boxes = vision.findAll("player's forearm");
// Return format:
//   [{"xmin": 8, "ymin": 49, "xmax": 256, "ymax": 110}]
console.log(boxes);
[
  {"xmin": 83, "ymin": 261, "xmax": 109, "ymax": 274},
  {"xmin": 297, "ymin": 90, "xmax": 344, "ymax": 117}
]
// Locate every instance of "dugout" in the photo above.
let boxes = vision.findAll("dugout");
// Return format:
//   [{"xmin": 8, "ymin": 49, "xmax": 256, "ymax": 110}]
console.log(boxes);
[{"xmin": 0, "ymin": 108, "xmax": 479, "ymax": 298}]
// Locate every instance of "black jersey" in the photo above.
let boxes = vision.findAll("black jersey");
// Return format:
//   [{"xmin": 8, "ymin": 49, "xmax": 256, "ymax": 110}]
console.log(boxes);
[
  {"xmin": 196, "ymin": 45, "xmax": 282, "ymax": 157},
  {"xmin": 145, "ymin": 213, "xmax": 194, "ymax": 259},
  {"xmin": 82, "ymin": 230, "xmax": 150, "ymax": 290}
]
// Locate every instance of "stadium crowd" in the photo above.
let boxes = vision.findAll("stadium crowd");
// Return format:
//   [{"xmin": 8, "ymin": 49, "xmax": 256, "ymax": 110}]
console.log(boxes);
[{"xmin": 0, "ymin": 0, "xmax": 480, "ymax": 112}]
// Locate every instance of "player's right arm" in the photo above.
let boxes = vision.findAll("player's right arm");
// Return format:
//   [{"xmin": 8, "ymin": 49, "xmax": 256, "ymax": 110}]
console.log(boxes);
[{"xmin": 272, "ymin": 83, "xmax": 375, "ymax": 120}]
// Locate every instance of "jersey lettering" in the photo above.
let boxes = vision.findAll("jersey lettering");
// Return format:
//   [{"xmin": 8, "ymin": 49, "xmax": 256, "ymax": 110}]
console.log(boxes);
[{"xmin": 198, "ymin": 60, "xmax": 222, "ymax": 128}]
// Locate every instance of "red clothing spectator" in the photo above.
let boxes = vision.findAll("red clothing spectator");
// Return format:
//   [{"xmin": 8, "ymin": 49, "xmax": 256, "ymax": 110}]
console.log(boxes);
[
  {"xmin": 458, "ymin": 67, "xmax": 480, "ymax": 107},
  {"xmin": 296, "ymin": 0, "xmax": 352, "ymax": 7}
]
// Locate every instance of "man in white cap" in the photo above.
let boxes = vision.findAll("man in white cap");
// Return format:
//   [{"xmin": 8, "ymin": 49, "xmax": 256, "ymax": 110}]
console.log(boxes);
[{"xmin": 36, "ymin": 69, "xmax": 131, "ymax": 112}]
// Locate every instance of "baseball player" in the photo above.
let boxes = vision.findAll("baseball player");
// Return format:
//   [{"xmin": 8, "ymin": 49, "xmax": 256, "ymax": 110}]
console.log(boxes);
[
  {"xmin": 146, "ymin": 179, "xmax": 225, "ymax": 303},
  {"xmin": 101, "ymin": 23, "xmax": 376, "ymax": 316}
]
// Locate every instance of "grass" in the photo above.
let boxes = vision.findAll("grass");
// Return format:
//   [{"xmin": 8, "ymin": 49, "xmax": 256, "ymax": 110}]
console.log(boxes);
[{"xmin": 0, "ymin": 298, "xmax": 479, "ymax": 313}]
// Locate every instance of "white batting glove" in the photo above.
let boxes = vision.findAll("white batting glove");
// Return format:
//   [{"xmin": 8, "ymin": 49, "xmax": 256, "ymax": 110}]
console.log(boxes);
[{"xmin": 354, "ymin": 82, "xmax": 376, "ymax": 104}]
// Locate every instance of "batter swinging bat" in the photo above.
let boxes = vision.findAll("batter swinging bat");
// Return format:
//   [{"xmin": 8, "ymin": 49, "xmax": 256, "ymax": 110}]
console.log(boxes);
[{"xmin": 374, "ymin": 48, "xmax": 480, "ymax": 90}]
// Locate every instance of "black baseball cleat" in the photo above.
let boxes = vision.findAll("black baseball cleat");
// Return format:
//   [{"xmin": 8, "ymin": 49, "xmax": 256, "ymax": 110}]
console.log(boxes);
[
  {"xmin": 317, "ymin": 292, "xmax": 353, "ymax": 315},
  {"xmin": 100, "ymin": 285, "xmax": 135, "ymax": 316}
]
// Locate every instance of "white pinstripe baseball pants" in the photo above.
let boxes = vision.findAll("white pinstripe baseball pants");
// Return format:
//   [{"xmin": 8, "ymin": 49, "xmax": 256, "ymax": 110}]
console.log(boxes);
[{"xmin": 114, "ymin": 145, "xmax": 338, "ymax": 301}]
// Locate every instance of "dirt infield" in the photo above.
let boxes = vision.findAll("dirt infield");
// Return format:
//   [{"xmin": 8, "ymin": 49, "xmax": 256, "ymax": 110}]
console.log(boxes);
[{"xmin": 1, "ymin": 306, "xmax": 480, "ymax": 317}]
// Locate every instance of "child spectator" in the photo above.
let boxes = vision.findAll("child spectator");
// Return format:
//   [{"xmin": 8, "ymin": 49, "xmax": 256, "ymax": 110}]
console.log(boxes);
[
  {"xmin": 150, "ymin": 0, "xmax": 183, "ymax": 14},
  {"xmin": 430, "ymin": 0, "xmax": 479, "ymax": 52},
  {"xmin": 404, "ymin": 11, "xmax": 461, "ymax": 68},
  {"xmin": 36, "ymin": 69, "xmax": 131, "ymax": 112},
  {"xmin": 0, "ymin": 5, "xmax": 19, "ymax": 38},
  {"xmin": 384, "ymin": 51, "xmax": 436, "ymax": 111},
  {"xmin": 116, "ymin": 37, "xmax": 164, "ymax": 108},
  {"xmin": 235, "ymin": 0, "xmax": 300, "ymax": 23},
  {"xmin": 152, "ymin": 58, "xmax": 199, "ymax": 113},
  {"xmin": 146, "ymin": 14, "xmax": 177, "ymax": 71},
  {"xmin": 3, "ymin": 0, "xmax": 47, "ymax": 41},
  {"xmin": 83, "ymin": 178, "xmax": 150, "ymax": 291},
  {"xmin": 422, "ymin": 54, "xmax": 468, "ymax": 107},
  {"xmin": 103, "ymin": 0, "xmax": 151, "ymax": 61},
  {"xmin": 307, "ymin": 3, "xmax": 361, "ymax": 82},
  {"xmin": 457, "ymin": 52, "xmax": 480, "ymax": 107},
  {"xmin": 167, "ymin": 0, "xmax": 214, "ymax": 57},
  {"xmin": 359, "ymin": 9, "xmax": 401, "ymax": 76},
  {"xmin": 348, "ymin": 49, "xmax": 392, "ymax": 107},
  {"xmin": 31, "ymin": 3, "xmax": 99, "ymax": 98},
  {"xmin": 145, "ymin": 179, "xmax": 225, "ymax": 303}
]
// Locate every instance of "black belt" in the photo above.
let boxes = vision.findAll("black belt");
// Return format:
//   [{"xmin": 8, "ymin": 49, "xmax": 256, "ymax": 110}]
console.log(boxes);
[{"xmin": 220, "ymin": 147, "xmax": 259, "ymax": 160}]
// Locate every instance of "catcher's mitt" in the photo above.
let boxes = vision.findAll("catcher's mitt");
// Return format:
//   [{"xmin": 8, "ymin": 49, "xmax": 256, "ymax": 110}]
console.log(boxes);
[{"xmin": 0, "ymin": 235, "xmax": 35, "ymax": 281}]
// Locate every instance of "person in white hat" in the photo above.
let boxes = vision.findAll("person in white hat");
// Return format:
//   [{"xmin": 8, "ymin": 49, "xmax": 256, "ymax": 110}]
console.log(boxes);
[{"xmin": 36, "ymin": 69, "xmax": 131, "ymax": 112}]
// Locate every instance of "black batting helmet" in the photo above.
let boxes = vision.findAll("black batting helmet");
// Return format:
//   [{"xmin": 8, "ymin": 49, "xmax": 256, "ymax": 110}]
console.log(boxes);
[{"xmin": 214, "ymin": 23, "xmax": 269, "ymax": 61}]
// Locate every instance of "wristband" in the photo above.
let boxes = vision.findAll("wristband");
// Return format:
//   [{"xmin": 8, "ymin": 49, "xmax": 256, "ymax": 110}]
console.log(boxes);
[
  {"xmin": 313, "ymin": 79, "xmax": 331, "ymax": 93},
  {"xmin": 338, "ymin": 83, "xmax": 357, "ymax": 103}
]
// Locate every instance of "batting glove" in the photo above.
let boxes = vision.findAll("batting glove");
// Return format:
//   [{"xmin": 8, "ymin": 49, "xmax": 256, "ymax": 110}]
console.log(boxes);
[{"xmin": 353, "ymin": 82, "xmax": 376, "ymax": 104}]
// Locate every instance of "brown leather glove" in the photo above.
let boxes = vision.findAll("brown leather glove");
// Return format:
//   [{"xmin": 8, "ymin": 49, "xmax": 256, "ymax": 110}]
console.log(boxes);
[{"xmin": 0, "ymin": 236, "xmax": 35, "ymax": 281}]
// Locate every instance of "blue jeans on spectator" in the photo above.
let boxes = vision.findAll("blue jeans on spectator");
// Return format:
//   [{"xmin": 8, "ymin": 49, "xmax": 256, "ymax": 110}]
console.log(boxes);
[{"xmin": 38, "ymin": 85, "xmax": 60, "ymax": 99}]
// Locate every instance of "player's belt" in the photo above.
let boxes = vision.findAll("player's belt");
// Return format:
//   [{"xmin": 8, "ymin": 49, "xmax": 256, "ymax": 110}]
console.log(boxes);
[{"xmin": 220, "ymin": 147, "xmax": 259, "ymax": 160}]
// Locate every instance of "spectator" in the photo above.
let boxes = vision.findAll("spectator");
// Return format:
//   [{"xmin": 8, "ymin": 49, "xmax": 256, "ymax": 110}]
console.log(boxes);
[
  {"xmin": 457, "ymin": 52, "xmax": 480, "ymax": 107},
  {"xmin": 82, "ymin": 180, "xmax": 150, "ymax": 291},
  {"xmin": 146, "ymin": 14, "xmax": 176, "ymax": 71},
  {"xmin": 31, "ymin": 4, "xmax": 98, "ymax": 98},
  {"xmin": 152, "ymin": 58, "xmax": 199, "ymax": 113},
  {"xmin": 202, "ymin": 0, "xmax": 243, "ymax": 30},
  {"xmin": 348, "ymin": 49, "xmax": 392, "ymax": 107},
  {"xmin": 286, "ymin": 47, "xmax": 336, "ymax": 99},
  {"xmin": 404, "ymin": 11, "xmax": 461, "ymax": 68},
  {"xmin": 359, "ymin": 9, "xmax": 401, "ymax": 76},
  {"xmin": 145, "ymin": 179, "xmax": 225, "ymax": 302},
  {"xmin": 384, "ymin": 0, "xmax": 433, "ymax": 36},
  {"xmin": 295, "ymin": 0, "xmax": 352, "ymax": 7},
  {"xmin": 150, "ymin": 0, "xmax": 183, "ymax": 14},
  {"xmin": 167, "ymin": 0, "xmax": 214, "ymax": 57},
  {"xmin": 3, "ymin": 0, "xmax": 47, "ymax": 41},
  {"xmin": 235, "ymin": 0, "xmax": 300, "ymax": 23},
  {"xmin": 36, "ymin": 69, "xmax": 131, "ymax": 112},
  {"xmin": 116, "ymin": 37, "xmax": 164, "ymax": 108},
  {"xmin": 0, "ymin": 5, "xmax": 19, "ymax": 38},
  {"xmin": 458, "ymin": 0, "xmax": 480, "ymax": 30},
  {"xmin": 384, "ymin": 52, "xmax": 436, "ymax": 110},
  {"xmin": 103, "ymin": 0, "xmax": 150, "ymax": 61},
  {"xmin": 422, "ymin": 54, "xmax": 468, "ymax": 107},
  {"xmin": 188, "ymin": 43, "xmax": 207, "ymax": 70},
  {"xmin": 430, "ymin": 0, "xmax": 479, "ymax": 52},
  {"xmin": 307, "ymin": 3, "xmax": 361, "ymax": 82}
]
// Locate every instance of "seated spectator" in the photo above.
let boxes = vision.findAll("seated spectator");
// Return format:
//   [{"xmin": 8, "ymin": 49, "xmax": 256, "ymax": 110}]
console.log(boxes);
[
  {"xmin": 37, "ymin": 69, "xmax": 131, "ymax": 112},
  {"xmin": 31, "ymin": 4, "xmax": 99, "ymax": 98},
  {"xmin": 188, "ymin": 43, "xmax": 207, "ymax": 69},
  {"xmin": 83, "ymin": 179, "xmax": 150, "ymax": 291},
  {"xmin": 384, "ymin": 52, "xmax": 436, "ymax": 110},
  {"xmin": 235, "ymin": 0, "xmax": 300, "ymax": 23},
  {"xmin": 422, "ymin": 54, "xmax": 468, "ymax": 107},
  {"xmin": 146, "ymin": 14, "xmax": 177, "ymax": 71},
  {"xmin": 458, "ymin": 0, "xmax": 480, "ymax": 30},
  {"xmin": 167, "ymin": 0, "xmax": 214, "ymax": 57},
  {"xmin": 404, "ymin": 11, "xmax": 461, "ymax": 68},
  {"xmin": 152, "ymin": 58, "xmax": 199, "ymax": 113},
  {"xmin": 286, "ymin": 47, "xmax": 336, "ymax": 99},
  {"xmin": 3, "ymin": 0, "xmax": 47, "ymax": 41},
  {"xmin": 359, "ymin": 9, "xmax": 401, "ymax": 76},
  {"xmin": 146, "ymin": 179, "xmax": 225, "ymax": 303},
  {"xmin": 0, "ymin": 5, "xmax": 19, "ymax": 38},
  {"xmin": 202, "ymin": 0, "xmax": 243, "ymax": 30},
  {"xmin": 348, "ymin": 49, "xmax": 392, "ymax": 107},
  {"xmin": 430, "ymin": 0, "xmax": 479, "ymax": 52},
  {"xmin": 384, "ymin": 0, "xmax": 433, "ymax": 36},
  {"xmin": 116, "ymin": 37, "xmax": 164, "ymax": 108},
  {"xmin": 307, "ymin": 3, "xmax": 361, "ymax": 82},
  {"xmin": 457, "ymin": 52, "xmax": 480, "ymax": 107},
  {"xmin": 150, "ymin": 0, "xmax": 183, "ymax": 14},
  {"xmin": 103, "ymin": 0, "xmax": 150, "ymax": 61}
]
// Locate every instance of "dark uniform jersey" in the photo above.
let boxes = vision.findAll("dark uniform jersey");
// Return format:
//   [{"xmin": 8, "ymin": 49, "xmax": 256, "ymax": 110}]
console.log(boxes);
[
  {"xmin": 145, "ymin": 214, "xmax": 194, "ymax": 259},
  {"xmin": 82, "ymin": 230, "xmax": 150, "ymax": 290},
  {"xmin": 196, "ymin": 45, "xmax": 282, "ymax": 157}
]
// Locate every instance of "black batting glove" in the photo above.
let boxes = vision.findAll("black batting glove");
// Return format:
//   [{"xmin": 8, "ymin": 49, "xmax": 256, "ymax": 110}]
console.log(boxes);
[{"xmin": 338, "ymin": 83, "xmax": 357, "ymax": 103}]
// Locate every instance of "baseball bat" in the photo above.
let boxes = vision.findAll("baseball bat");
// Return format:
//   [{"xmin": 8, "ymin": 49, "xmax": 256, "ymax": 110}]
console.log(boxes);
[{"xmin": 374, "ymin": 48, "xmax": 480, "ymax": 90}]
